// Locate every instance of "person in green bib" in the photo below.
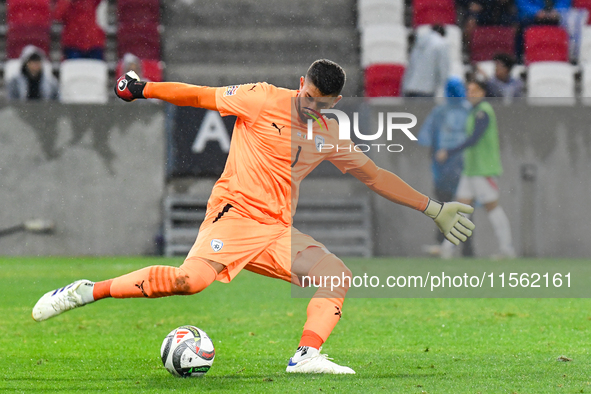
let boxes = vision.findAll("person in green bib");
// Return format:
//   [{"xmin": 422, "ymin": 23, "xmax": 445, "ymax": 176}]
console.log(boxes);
[{"xmin": 435, "ymin": 79, "xmax": 515, "ymax": 259}]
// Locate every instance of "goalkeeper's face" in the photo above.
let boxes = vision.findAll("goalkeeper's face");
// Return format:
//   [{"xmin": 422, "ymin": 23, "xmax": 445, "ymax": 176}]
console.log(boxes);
[{"xmin": 295, "ymin": 76, "xmax": 341, "ymax": 124}]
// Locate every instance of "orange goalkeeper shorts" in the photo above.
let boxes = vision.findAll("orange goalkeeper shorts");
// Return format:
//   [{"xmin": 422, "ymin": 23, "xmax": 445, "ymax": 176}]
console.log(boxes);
[{"xmin": 184, "ymin": 202, "xmax": 326, "ymax": 283}]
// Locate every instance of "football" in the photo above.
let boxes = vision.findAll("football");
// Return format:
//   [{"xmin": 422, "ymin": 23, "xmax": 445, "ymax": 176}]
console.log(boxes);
[{"xmin": 160, "ymin": 325, "xmax": 215, "ymax": 377}]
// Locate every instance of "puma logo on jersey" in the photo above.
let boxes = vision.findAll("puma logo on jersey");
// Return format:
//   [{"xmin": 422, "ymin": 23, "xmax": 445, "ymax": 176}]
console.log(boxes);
[{"xmin": 271, "ymin": 123, "xmax": 285, "ymax": 135}]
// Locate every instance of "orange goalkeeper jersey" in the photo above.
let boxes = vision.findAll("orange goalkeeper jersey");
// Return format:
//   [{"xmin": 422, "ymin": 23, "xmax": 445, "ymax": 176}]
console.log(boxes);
[{"xmin": 211, "ymin": 82, "xmax": 369, "ymax": 227}]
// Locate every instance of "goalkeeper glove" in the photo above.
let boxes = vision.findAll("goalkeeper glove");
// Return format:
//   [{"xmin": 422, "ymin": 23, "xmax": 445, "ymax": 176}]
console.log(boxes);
[
  {"xmin": 115, "ymin": 71, "xmax": 146, "ymax": 102},
  {"xmin": 423, "ymin": 199, "xmax": 475, "ymax": 245}
]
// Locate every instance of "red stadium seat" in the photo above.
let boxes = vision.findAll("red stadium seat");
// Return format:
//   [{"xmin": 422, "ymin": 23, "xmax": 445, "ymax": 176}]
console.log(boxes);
[
  {"xmin": 141, "ymin": 60, "xmax": 163, "ymax": 82},
  {"xmin": 524, "ymin": 26, "xmax": 569, "ymax": 65},
  {"xmin": 364, "ymin": 64, "xmax": 405, "ymax": 97},
  {"xmin": 117, "ymin": 0, "xmax": 160, "ymax": 26},
  {"xmin": 412, "ymin": 0, "xmax": 456, "ymax": 27},
  {"xmin": 6, "ymin": 25, "xmax": 50, "ymax": 59},
  {"xmin": 116, "ymin": 58, "xmax": 163, "ymax": 82},
  {"xmin": 470, "ymin": 26, "xmax": 516, "ymax": 61},
  {"xmin": 7, "ymin": 0, "xmax": 51, "ymax": 28},
  {"xmin": 573, "ymin": 0, "xmax": 591, "ymax": 23},
  {"xmin": 117, "ymin": 23, "xmax": 161, "ymax": 60}
]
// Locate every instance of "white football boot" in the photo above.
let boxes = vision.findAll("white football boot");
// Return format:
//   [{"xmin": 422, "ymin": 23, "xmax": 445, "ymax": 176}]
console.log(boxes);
[
  {"xmin": 286, "ymin": 346, "xmax": 355, "ymax": 374},
  {"xmin": 32, "ymin": 280, "xmax": 95, "ymax": 322}
]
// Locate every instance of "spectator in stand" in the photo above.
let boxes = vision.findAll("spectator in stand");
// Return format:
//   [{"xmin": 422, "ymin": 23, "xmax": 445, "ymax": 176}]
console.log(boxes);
[
  {"xmin": 515, "ymin": 0, "xmax": 571, "ymax": 62},
  {"xmin": 7, "ymin": 45, "xmax": 59, "ymax": 101},
  {"xmin": 463, "ymin": 0, "xmax": 517, "ymax": 53},
  {"xmin": 120, "ymin": 53, "xmax": 151, "ymax": 82},
  {"xmin": 476, "ymin": 53, "xmax": 524, "ymax": 98},
  {"xmin": 122, "ymin": 53, "xmax": 142, "ymax": 77},
  {"xmin": 402, "ymin": 25, "xmax": 450, "ymax": 98},
  {"xmin": 53, "ymin": 0, "xmax": 105, "ymax": 60}
]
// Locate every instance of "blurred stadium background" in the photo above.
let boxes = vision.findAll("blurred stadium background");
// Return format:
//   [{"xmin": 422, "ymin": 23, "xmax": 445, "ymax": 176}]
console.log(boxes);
[{"xmin": 1, "ymin": 0, "xmax": 590, "ymax": 259}]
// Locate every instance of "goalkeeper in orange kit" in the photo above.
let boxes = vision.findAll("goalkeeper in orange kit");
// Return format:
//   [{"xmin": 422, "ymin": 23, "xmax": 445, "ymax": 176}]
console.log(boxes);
[{"xmin": 33, "ymin": 59, "xmax": 475, "ymax": 374}]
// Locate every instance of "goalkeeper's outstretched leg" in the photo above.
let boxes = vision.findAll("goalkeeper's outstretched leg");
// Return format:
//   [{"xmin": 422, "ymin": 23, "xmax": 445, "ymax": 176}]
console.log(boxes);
[
  {"xmin": 287, "ymin": 246, "xmax": 355, "ymax": 374},
  {"xmin": 32, "ymin": 257, "xmax": 223, "ymax": 322}
]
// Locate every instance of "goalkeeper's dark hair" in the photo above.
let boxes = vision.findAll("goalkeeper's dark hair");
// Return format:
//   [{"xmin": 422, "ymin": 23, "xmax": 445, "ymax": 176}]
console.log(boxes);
[{"xmin": 306, "ymin": 59, "xmax": 346, "ymax": 96}]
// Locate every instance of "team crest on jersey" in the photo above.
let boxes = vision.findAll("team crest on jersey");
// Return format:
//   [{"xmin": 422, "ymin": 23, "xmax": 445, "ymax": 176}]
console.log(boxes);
[
  {"xmin": 223, "ymin": 85, "xmax": 239, "ymax": 97},
  {"xmin": 210, "ymin": 239, "xmax": 223, "ymax": 252},
  {"xmin": 315, "ymin": 136, "xmax": 325, "ymax": 152}
]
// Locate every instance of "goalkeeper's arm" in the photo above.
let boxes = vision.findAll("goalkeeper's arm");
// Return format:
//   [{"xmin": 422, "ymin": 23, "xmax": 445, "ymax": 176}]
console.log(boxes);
[
  {"xmin": 348, "ymin": 160, "xmax": 475, "ymax": 245},
  {"xmin": 114, "ymin": 71, "xmax": 218, "ymax": 110}
]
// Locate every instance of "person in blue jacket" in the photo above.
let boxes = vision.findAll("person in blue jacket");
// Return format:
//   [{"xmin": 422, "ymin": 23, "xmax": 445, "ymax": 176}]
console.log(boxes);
[
  {"xmin": 418, "ymin": 77, "xmax": 474, "ymax": 257},
  {"xmin": 515, "ymin": 0, "xmax": 571, "ymax": 62}
]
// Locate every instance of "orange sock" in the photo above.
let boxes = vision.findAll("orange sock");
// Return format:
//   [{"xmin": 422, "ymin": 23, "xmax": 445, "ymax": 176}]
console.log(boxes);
[
  {"xmin": 93, "ymin": 279, "xmax": 113, "ymax": 301},
  {"xmin": 108, "ymin": 257, "xmax": 218, "ymax": 299},
  {"xmin": 299, "ymin": 330, "xmax": 324, "ymax": 349},
  {"xmin": 299, "ymin": 254, "xmax": 350, "ymax": 348},
  {"xmin": 301, "ymin": 297, "xmax": 345, "ymax": 347}
]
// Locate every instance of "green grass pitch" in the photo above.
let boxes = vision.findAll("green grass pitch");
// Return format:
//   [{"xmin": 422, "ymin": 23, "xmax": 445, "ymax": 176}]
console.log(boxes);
[{"xmin": 1, "ymin": 257, "xmax": 590, "ymax": 393}]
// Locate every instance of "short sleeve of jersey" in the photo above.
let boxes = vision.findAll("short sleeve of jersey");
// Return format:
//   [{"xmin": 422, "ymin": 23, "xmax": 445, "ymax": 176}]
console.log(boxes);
[
  {"xmin": 215, "ymin": 83, "xmax": 268, "ymax": 125},
  {"xmin": 327, "ymin": 139, "xmax": 371, "ymax": 174}
]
